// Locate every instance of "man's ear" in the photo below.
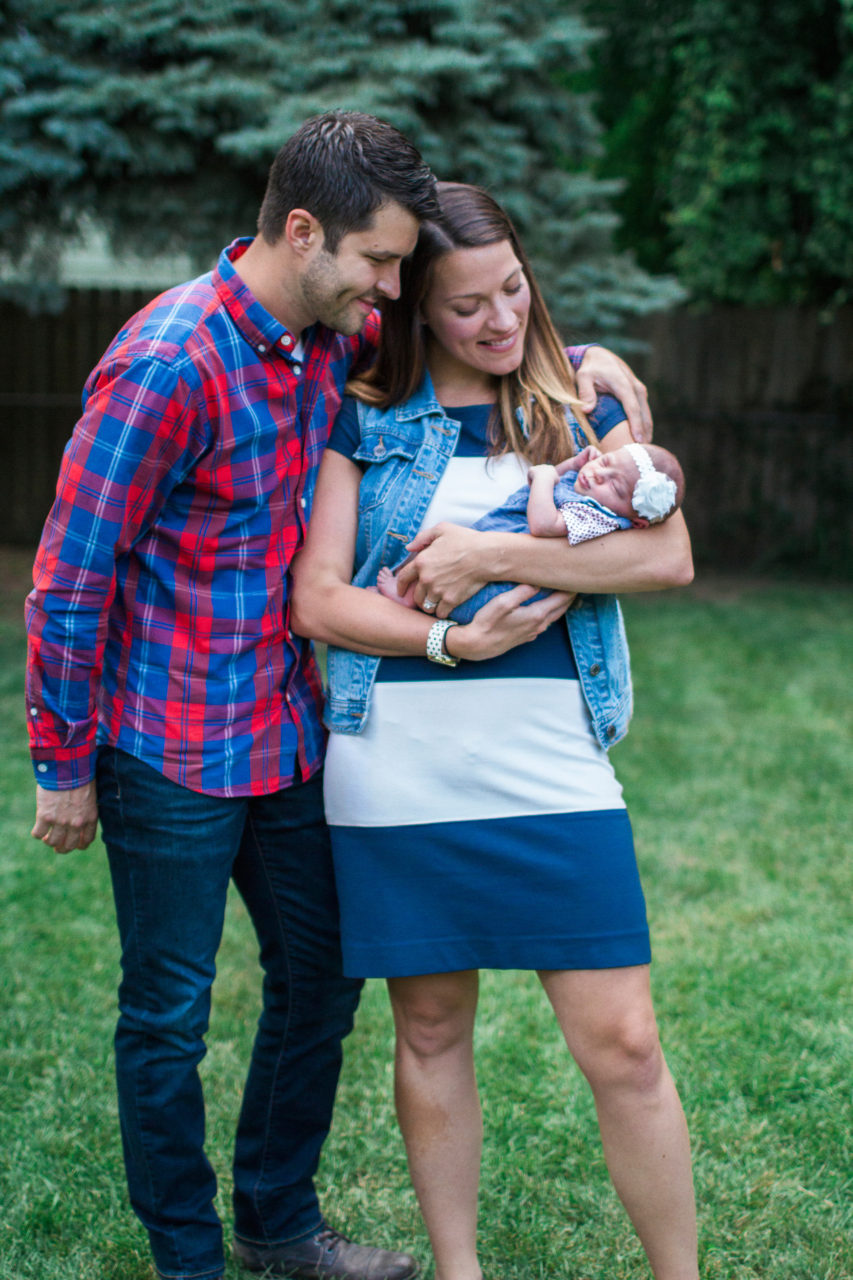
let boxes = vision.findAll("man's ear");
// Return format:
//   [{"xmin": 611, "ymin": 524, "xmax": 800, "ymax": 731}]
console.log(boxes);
[
  {"xmin": 631, "ymin": 516, "xmax": 650, "ymax": 528},
  {"xmin": 284, "ymin": 209, "xmax": 324, "ymax": 255}
]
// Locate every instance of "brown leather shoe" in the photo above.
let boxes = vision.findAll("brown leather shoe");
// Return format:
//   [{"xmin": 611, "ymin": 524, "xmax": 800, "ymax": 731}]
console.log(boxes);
[{"xmin": 233, "ymin": 1224, "xmax": 420, "ymax": 1280}]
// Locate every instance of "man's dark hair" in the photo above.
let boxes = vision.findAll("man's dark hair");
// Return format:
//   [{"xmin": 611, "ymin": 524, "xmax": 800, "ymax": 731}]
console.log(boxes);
[{"xmin": 258, "ymin": 110, "xmax": 439, "ymax": 251}]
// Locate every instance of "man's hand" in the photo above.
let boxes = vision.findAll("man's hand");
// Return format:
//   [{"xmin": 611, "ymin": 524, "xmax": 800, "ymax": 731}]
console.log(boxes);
[
  {"xmin": 32, "ymin": 782, "xmax": 99, "ymax": 854},
  {"xmin": 575, "ymin": 347, "xmax": 653, "ymax": 443}
]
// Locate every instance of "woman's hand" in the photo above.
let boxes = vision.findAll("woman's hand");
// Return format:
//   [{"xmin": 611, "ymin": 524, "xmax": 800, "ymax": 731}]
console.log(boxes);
[
  {"xmin": 448, "ymin": 584, "xmax": 574, "ymax": 661},
  {"xmin": 396, "ymin": 523, "xmax": 500, "ymax": 617}
]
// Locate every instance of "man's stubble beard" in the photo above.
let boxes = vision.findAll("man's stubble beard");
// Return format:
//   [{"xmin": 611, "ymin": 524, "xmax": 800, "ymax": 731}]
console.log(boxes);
[{"xmin": 300, "ymin": 250, "xmax": 368, "ymax": 337}]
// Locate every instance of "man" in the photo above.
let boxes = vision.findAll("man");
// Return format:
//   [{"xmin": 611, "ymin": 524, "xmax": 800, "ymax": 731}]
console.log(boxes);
[{"xmin": 26, "ymin": 110, "xmax": 652, "ymax": 1280}]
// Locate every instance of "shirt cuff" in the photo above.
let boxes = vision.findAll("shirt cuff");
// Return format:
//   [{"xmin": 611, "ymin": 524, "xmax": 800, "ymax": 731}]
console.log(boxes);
[
  {"xmin": 565, "ymin": 343, "xmax": 599, "ymax": 370},
  {"xmin": 31, "ymin": 752, "xmax": 96, "ymax": 791}
]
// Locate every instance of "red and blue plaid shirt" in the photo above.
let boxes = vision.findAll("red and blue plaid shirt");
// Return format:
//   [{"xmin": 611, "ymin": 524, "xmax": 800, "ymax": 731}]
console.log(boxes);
[{"xmin": 26, "ymin": 239, "xmax": 379, "ymax": 796}]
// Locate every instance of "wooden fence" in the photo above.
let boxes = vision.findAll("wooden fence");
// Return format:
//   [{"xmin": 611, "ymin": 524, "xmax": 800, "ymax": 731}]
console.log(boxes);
[
  {"xmin": 2, "ymin": 290, "xmax": 851, "ymax": 574},
  {"xmin": 626, "ymin": 306, "xmax": 853, "ymax": 574},
  {"xmin": 0, "ymin": 289, "xmax": 151, "ymax": 551}
]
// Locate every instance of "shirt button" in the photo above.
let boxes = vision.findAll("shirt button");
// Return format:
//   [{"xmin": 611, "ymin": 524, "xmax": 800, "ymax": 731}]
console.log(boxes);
[
  {"xmin": 300, "ymin": 497, "xmax": 306, "ymax": 509},
  {"xmin": 37, "ymin": 763, "xmax": 48, "ymax": 773},
  {"xmin": 589, "ymin": 662, "xmax": 602, "ymax": 676},
  {"xmin": 30, "ymin": 706, "xmax": 38, "ymax": 716},
  {"xmin": 281, "ymin": 334, "xmax": 293, "ymax": 349},
  {"xmin": 291, "ymin": 363, "xmax": 302, "ymax": 375}
]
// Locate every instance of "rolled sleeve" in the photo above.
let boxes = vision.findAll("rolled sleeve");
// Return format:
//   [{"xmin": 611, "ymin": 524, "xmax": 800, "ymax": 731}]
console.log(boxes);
[{"xmin": 25, "ymin": 355, "xmax": 204, "ymax": 789}]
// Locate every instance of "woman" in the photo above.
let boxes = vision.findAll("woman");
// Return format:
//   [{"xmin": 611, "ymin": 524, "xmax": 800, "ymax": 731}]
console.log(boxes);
[{"xmin": 291, "ymin": 183, "xmax": 697, "ymax": 1280}]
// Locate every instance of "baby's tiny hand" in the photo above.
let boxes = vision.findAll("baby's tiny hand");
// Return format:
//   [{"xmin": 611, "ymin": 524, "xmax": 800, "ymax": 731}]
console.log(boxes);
[
  {"xmin": 556, "ymin": 446, "xmax": 601, "ymax": 475},
  {"xmin": 526, "ymin": 463, "xmax": 559, "ymax": 484}
]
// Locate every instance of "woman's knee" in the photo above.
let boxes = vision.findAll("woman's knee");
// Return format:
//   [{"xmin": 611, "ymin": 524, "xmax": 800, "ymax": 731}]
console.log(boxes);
[
  {"xmin": 543, "ymin": 967, "xmax": 666, "ymax": 1093},
  {"xmin": 581, "ymin": 1008, "xmax": 665, "ymax": 1093},
  {"xmin": 389, "ymin": 974, "xmax": 477, "ymax": 1060}
]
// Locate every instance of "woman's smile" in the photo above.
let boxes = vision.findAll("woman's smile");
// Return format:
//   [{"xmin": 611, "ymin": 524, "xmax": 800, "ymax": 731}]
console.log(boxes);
[{"xmin": 478, "ymin": 329, "xmax": 520, "ymax": 352}]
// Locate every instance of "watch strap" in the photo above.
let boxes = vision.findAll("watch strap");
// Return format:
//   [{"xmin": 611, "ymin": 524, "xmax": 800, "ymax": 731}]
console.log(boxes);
[{"xmin": 426, "ymin": 619, "xmax": 460, "ymax": 667}]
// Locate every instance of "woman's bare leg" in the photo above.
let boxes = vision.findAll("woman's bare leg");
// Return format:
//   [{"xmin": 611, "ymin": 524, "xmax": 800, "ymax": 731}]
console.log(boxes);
[
  {"xmin": 538, "ymin": 965, "xmax": 698, "ymax": 1280},
  {"xmin": 387, "ymin": 970, "xmax": 482, "ymax": 1280}
]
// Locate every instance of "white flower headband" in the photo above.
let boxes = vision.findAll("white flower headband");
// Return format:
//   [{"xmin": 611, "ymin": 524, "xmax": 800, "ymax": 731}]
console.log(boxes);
[{"xmin": 624, "ymin": 443, "xmax": 678, "ymax": 523}]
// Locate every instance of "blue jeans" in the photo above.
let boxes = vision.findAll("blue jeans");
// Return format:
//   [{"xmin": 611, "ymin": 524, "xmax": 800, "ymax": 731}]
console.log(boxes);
[{"xmin": 96, "ymin": 748, "xmax": 363, "ymax": 1280}]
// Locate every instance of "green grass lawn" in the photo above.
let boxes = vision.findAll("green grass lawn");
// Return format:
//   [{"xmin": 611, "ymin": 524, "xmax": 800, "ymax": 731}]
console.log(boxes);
[{"xmin": 1, "ymin": 554, "xmax": 851, "ymax": 1279}]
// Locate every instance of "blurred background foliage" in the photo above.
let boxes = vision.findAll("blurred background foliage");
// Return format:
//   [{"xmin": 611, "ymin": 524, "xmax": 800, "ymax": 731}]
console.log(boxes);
[
  {"xmin": 2, "ymin": 0, "xmax": 849, "ymax": 329},
  {"xmin": 586, "ymin": 0, "xmax": 853, "ymax": 311},
  {"xmin": 2, "ymin": 1, "xmax": 851, "ymax": 572}
]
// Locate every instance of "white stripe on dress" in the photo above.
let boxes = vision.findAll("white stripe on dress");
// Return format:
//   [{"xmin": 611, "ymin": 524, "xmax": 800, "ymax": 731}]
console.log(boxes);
[
  {"xmin": 324, "ymin": 678, "xmax": 625, "ymax": 828},
  {"xmin": 421, "ymin": 452, "xmax": 528, "ymax": 527}
]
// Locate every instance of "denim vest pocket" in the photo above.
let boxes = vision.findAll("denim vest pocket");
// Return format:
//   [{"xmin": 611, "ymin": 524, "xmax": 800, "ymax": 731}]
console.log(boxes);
[{"xmin": 354, "ymin": 431, "xmax": 419, "ymax": 512}]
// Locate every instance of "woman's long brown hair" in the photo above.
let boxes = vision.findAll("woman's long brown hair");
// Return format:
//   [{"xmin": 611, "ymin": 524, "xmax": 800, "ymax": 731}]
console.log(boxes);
[{"xmin": 347, "ymin": 181, "xmax": 596, "ymax": 464}]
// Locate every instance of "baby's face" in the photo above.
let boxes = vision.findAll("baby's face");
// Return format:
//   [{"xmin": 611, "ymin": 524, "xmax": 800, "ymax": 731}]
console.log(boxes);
[{"xmin": 574, "ymin": 448, "xmax": 638, "ymax": 519}]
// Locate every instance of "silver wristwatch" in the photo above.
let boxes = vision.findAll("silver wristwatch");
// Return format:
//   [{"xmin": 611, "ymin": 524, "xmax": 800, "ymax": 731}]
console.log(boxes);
[{"xmin": 426, "ymin": 619, "xmax": 460, "ymax": 667}]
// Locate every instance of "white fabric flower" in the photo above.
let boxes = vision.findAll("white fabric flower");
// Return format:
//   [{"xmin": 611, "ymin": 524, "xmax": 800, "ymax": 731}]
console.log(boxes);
[
  {"xmin": 624, "ymin": 442, "xmax": 677, "ymax": 522},
  {"xmin": 633, "ymin": 472, "xmax": 677, "ymax": 521}
]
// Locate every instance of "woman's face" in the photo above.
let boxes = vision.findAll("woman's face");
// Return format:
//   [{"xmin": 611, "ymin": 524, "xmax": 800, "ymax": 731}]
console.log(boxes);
[{"xmin": 420, "ymin": 240, "xmax": 531, "ymax": 390}]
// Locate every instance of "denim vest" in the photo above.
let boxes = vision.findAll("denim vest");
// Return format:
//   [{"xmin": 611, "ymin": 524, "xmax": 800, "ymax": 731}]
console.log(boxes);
[{"xmin": 324, "ymin": 373, "xmax": 633, "ymax": 749}]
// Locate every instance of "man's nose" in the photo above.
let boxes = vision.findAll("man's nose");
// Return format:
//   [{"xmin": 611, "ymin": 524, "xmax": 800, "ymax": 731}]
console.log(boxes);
[{"xmin": 376, "ymin": 263, "xmax": 402, "ymax": 299}]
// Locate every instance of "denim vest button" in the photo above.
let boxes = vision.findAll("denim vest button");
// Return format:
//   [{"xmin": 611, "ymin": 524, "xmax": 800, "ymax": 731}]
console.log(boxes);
[
  {"xmin": 606, "ymin": 724, "xmax": 616, "ymax": 739},
  {"xmin": 589, "ymin": 662, "xmax": 602, "ymax": 676}
]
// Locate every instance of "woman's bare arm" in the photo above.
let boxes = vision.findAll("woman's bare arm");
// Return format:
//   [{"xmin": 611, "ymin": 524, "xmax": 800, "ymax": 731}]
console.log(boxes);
[{"xmin": 289, "ymin": 450, "xmax": 574, "ymax": 660}]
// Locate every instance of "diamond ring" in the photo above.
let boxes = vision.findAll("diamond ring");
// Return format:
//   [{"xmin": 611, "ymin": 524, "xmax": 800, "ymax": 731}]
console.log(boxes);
[{"xmin": 422, "ymin": 598, "xmax": 438, "ymax": 612}]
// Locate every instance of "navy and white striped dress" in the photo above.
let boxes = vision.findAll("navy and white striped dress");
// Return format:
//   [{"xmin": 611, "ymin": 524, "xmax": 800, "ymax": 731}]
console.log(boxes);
[{"xmin": 323, "ymin": 400, "xmax": 650, "ymax": 979}]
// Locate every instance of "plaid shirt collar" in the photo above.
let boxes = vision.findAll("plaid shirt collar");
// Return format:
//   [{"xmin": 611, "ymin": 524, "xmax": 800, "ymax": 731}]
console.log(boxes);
[{"xmin": 214, "ymin": 237, "xmax": 300, "ymax": 358}]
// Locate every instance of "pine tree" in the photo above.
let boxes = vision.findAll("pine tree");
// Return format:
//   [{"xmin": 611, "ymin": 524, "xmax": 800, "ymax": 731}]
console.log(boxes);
[{"xmin": 0, "ymin": 0, "xmax": 682, "ymax": 334}]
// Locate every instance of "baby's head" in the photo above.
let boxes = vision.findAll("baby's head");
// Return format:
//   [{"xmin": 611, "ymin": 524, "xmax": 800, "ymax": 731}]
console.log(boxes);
[{"xmin": 575, "ymin": 442, "xmax": 685, "ymax": 526}]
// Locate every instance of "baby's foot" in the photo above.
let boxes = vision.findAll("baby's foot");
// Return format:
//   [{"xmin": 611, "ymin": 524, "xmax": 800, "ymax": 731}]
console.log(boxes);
[{"xmin": 376, "ymin": 566, "xmax": 417, "ymax": 608}]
